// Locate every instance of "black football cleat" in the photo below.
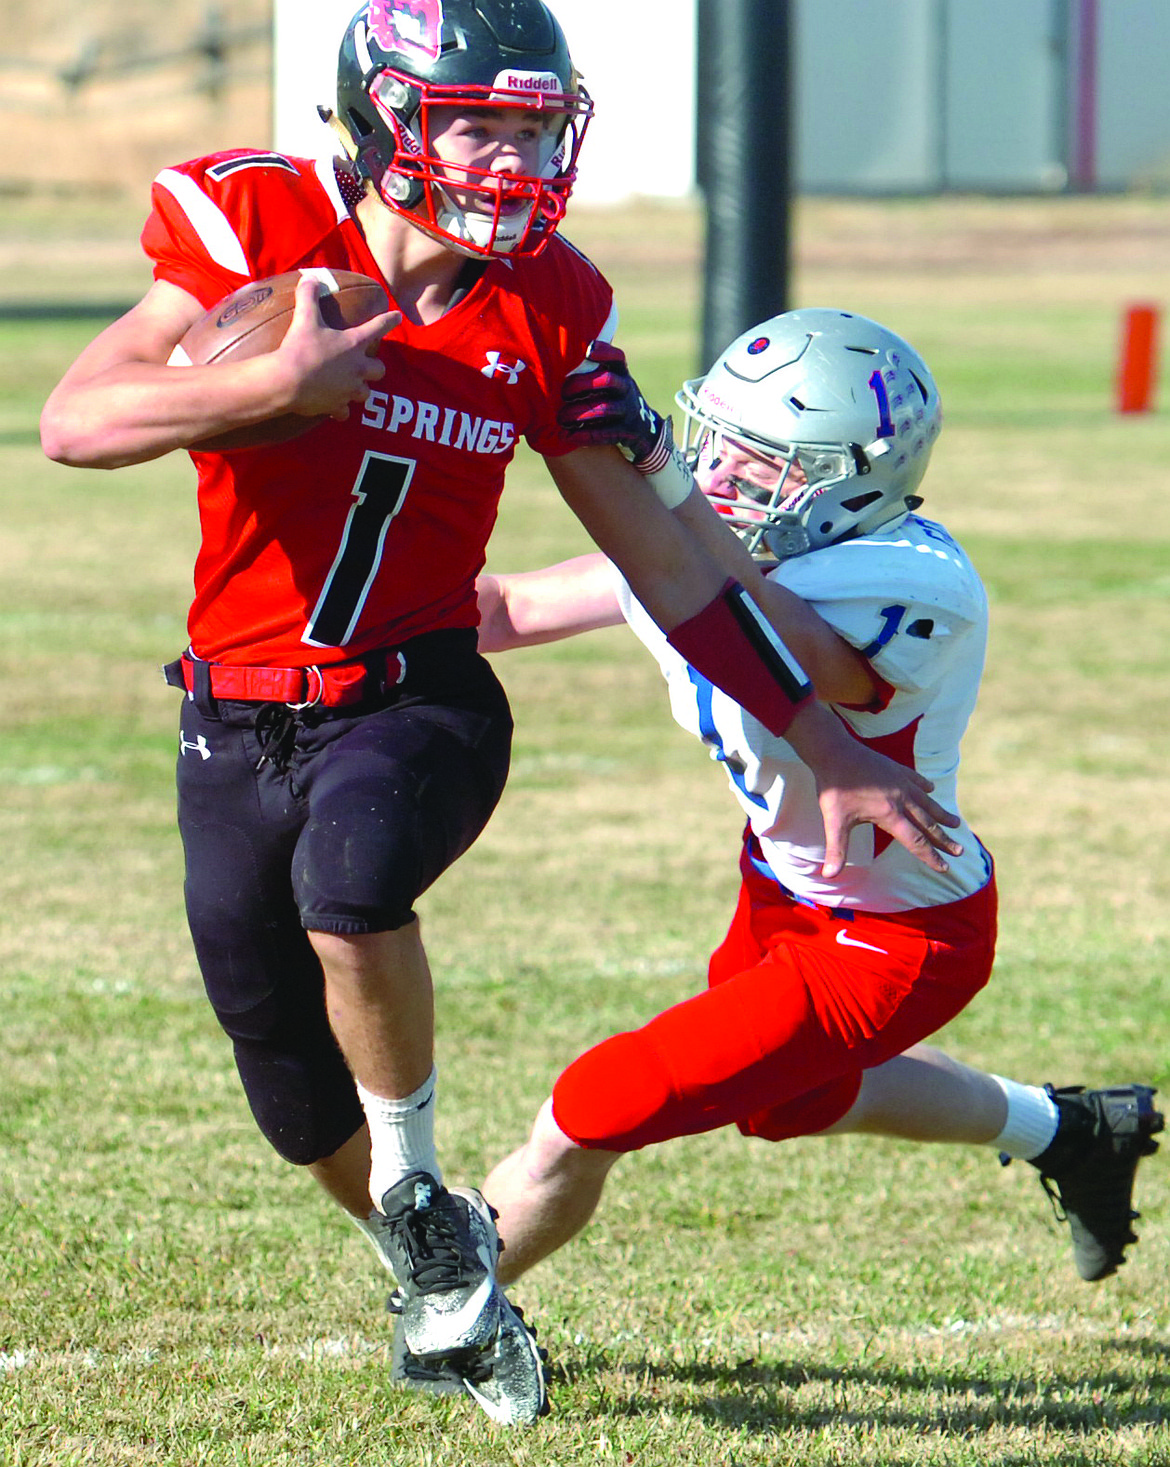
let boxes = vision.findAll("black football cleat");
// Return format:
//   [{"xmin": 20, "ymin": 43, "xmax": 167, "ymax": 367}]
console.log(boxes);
[{"xmin": 1024, "ymin": 1084, "xmax": 1163, "ymax": 1281}]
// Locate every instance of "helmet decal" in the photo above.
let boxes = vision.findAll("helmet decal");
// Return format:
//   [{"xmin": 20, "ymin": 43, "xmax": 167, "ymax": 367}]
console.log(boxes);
[
  {"xmin": 747, "ymin": 336, "xmax": 770, "ymax": 355},
  {"xmin": 867, "ymin": 368, "xmax": 896, "ymax": 437},
  {"xmin": 368, "ymin": 0, "xmax": 445, "ymax": 63}
]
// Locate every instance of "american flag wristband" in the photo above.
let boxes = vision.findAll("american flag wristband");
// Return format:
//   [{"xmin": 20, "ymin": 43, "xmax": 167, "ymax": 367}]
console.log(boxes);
[{"xmin": 633, "ymin": 420, "xmax": 693, "ymax": 508}]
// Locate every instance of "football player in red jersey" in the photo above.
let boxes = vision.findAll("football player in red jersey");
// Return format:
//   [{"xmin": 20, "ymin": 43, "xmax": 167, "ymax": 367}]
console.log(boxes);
[
  {"xmin": 473, "ymin": 311, "xmax": 1163, "ymax": 1313},
  {"xmin": 42, "ymin": 0, "xmax": 965, "ymax": 1424}
]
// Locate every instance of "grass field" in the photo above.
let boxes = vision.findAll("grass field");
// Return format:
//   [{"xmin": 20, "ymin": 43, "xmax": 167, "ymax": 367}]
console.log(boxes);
[{"xmin": 2, "ymin": 193, "xmax": 1170, "ymax": 1465}]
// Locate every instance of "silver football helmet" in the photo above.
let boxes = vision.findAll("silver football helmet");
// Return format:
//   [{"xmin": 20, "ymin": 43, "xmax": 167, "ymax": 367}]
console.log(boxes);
[{"xmin": 676, "ymin": 308, "xmax": 942, "ymax": 560}]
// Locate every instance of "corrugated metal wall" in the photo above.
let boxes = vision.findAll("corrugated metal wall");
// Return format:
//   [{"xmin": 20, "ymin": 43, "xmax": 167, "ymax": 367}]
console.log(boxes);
[{"xmin": 795, "ymin": 0, "xmax": 1170, "ymax": 194}]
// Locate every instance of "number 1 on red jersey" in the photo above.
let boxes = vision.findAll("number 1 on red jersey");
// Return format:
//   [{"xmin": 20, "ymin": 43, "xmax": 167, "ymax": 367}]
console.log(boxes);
[{"xmin": 303, "ymin": 451, "xmax": 415, "ymax": 648}]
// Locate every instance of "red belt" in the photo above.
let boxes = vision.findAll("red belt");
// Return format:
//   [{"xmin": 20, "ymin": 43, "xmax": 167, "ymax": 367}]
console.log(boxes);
[{"xmin": 165, "ymin": 650, "xmax": 407, "ymax": 709}]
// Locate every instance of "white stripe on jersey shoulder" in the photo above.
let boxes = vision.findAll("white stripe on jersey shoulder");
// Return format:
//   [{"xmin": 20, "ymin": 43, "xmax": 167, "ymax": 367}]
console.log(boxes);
[
  {"xmin": 298, "ymin": 266, "xmax": 342, "ymax": 292},
  {"xmin": 206, "ymin": 153, "xmax": 298, "ymax": 181},
  {"xmin": 567, "ymin": 301, "xmax": 621, "ymax": 374},
  {"xmin": 315, "ymin": 154, "xmax": 351, "ymax": 223},
  {"xmin": 154, "ymin": 168, "xmax": 249, "ymax": 277}
]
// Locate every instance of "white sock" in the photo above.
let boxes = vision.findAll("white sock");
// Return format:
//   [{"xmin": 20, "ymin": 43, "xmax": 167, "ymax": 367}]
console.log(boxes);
[
  {"xmin": 357, "ymin": 1067, "xmax": 440, "ymax": 1208},
  {"xmin": 990, "ymin": 1076, "xmax": 1060, "ymax": 1160}
]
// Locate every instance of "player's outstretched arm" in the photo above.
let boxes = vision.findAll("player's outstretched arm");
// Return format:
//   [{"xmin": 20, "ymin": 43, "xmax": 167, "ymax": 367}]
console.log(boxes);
[
  {"xmin": 556, "ymin": 340, "xmax": 879, "ymax": 705},
  {"xmin": 547, "ymin": 445, "xmax": 730, "ymax": 626},
  {"xmin": 475, "ymin": 554, "xmax": 621, "ymax": 652},
  {"xmin": 669, "ymin": 477, "xmax": 884, "ymax": 707}
]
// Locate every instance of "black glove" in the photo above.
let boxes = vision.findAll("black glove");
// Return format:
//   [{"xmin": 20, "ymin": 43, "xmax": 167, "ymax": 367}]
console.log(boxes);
[{"xmin": 557, "ymin": 341, "xmax": 673, "ymax": 473}]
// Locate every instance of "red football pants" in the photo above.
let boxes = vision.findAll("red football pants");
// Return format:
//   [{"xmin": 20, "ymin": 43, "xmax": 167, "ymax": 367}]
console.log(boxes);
[{"xmin": 552, "ymin": 854, "xmax": 997, "ymax": 1151}]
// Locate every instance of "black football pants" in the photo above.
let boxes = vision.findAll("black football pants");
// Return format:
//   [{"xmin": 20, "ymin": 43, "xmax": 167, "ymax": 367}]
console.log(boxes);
[{"xmin": 173, "ymin": 630, "xmax": 512, "ymax": 1164}]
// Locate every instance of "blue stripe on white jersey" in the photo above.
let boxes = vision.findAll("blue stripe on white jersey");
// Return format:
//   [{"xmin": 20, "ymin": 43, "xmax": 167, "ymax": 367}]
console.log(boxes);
[{"xmin": 686, "ymin": 667, "xmax": 768, "ymax": 811}]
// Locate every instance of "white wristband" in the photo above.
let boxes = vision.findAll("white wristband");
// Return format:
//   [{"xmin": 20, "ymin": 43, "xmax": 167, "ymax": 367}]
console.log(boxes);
[{"xmin": 642, "ymin": 438, "xmax": 695, "ymax": 509}]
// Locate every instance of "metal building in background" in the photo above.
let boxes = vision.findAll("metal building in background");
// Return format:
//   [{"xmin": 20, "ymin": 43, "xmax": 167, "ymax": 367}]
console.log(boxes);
[
  {"xmin": 795, "ymin": 0, "xmax": 1170, "ymax": 193},
  {"xmin": 691, "ymin": 0, "xmax": 1170, "ymax": 365}
]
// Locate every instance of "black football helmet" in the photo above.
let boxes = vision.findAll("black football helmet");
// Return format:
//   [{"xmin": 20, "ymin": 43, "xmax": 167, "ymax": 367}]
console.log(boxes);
[{"xmin": 329, "ymin": 0, "xmax": 592, "ymax": 258}]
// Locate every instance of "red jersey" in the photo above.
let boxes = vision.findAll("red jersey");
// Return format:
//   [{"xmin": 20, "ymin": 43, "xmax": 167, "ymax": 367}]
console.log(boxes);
[{"xmin": 142, "ymin": 150, "xmax": 616, "ymax": 666}]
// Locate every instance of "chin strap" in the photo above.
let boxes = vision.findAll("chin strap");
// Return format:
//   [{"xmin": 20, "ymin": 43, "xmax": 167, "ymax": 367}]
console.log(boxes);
[
  {"xmin": 318, "ymin": 105, "xmax": 378, "ymax": 200},
  {"xmin": 318, "ymin": 104, "xmax": 357, "ymax": 159}
]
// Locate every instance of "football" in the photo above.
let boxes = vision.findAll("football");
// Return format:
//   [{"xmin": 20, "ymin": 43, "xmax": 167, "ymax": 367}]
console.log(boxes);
[{"xmin": 170, "ymin": 268, "xmax": 390, "ymax": 452}]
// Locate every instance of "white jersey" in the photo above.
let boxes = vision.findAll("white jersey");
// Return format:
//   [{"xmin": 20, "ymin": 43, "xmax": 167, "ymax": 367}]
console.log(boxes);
[{"xmin": 616, "ymin": 514, "xmax": 993, "ymax": 913}]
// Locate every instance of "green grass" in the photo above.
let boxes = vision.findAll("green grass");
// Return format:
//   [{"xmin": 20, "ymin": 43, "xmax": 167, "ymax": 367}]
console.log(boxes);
[{"xmin": 2, "ymin": 195, "xmax": 1170, "ymax": 1465}]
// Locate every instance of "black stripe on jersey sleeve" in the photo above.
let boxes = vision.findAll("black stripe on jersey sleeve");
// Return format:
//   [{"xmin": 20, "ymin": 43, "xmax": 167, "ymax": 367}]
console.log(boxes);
[{"xmin": 207, "ymin": 154, "xmax": 299, "ymax": 181}]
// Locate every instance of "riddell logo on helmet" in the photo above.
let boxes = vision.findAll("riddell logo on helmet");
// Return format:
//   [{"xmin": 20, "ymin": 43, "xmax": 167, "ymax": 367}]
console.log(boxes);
[
  {"xmin": 493, "ymin": 69, "xmax": 562, "ymax": 95},
  {"xmin": 369, "ymin": 0, "xmax": 444, "ymax": 61},
  {"xmin": 700, "ymin": 388, "xmax": 737, "ymax": 415}
]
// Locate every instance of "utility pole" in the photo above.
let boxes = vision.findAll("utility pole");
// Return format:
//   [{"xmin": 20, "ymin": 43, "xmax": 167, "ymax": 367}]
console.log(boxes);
[{"xmin": 696, "ymin": 0, "xmax": 793, "ymax": 371}]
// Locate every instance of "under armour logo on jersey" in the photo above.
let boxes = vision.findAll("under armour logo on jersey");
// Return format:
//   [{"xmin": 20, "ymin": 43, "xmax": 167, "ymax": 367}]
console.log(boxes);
[
  {"xmin": 481, "ymin": 351, "xmax": 527, "ymax": 384},
  {"xmin": 180, "ymin": 733, "xmax": 212, "ymax": 761}
]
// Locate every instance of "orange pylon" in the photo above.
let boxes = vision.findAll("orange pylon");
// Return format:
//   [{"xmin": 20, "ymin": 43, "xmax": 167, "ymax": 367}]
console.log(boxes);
[{"xmin": 1117, "ymin": 304, "xmax": 1160, "ymax": 413}]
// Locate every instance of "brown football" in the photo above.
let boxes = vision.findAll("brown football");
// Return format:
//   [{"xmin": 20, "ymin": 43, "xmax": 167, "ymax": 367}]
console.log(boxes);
[{"xmin": 171, "ymin": 268, "xmax": 390, "ymax": 452}]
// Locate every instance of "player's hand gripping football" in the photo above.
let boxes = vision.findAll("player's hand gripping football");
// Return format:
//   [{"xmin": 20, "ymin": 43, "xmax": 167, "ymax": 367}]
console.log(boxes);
[
  {"xmin": 277, "ymin": 275, "xmax": 401, "ymax": 421},
  {"xmin": 558, "ymin": 340, "xmax": 676, "ymax": 475}
]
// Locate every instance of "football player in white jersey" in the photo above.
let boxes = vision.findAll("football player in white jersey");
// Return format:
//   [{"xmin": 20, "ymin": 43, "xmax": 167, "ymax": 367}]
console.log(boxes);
[{"xmin": 470, "ymin": 309, "xmax": 1162, "ymax": 1304}]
